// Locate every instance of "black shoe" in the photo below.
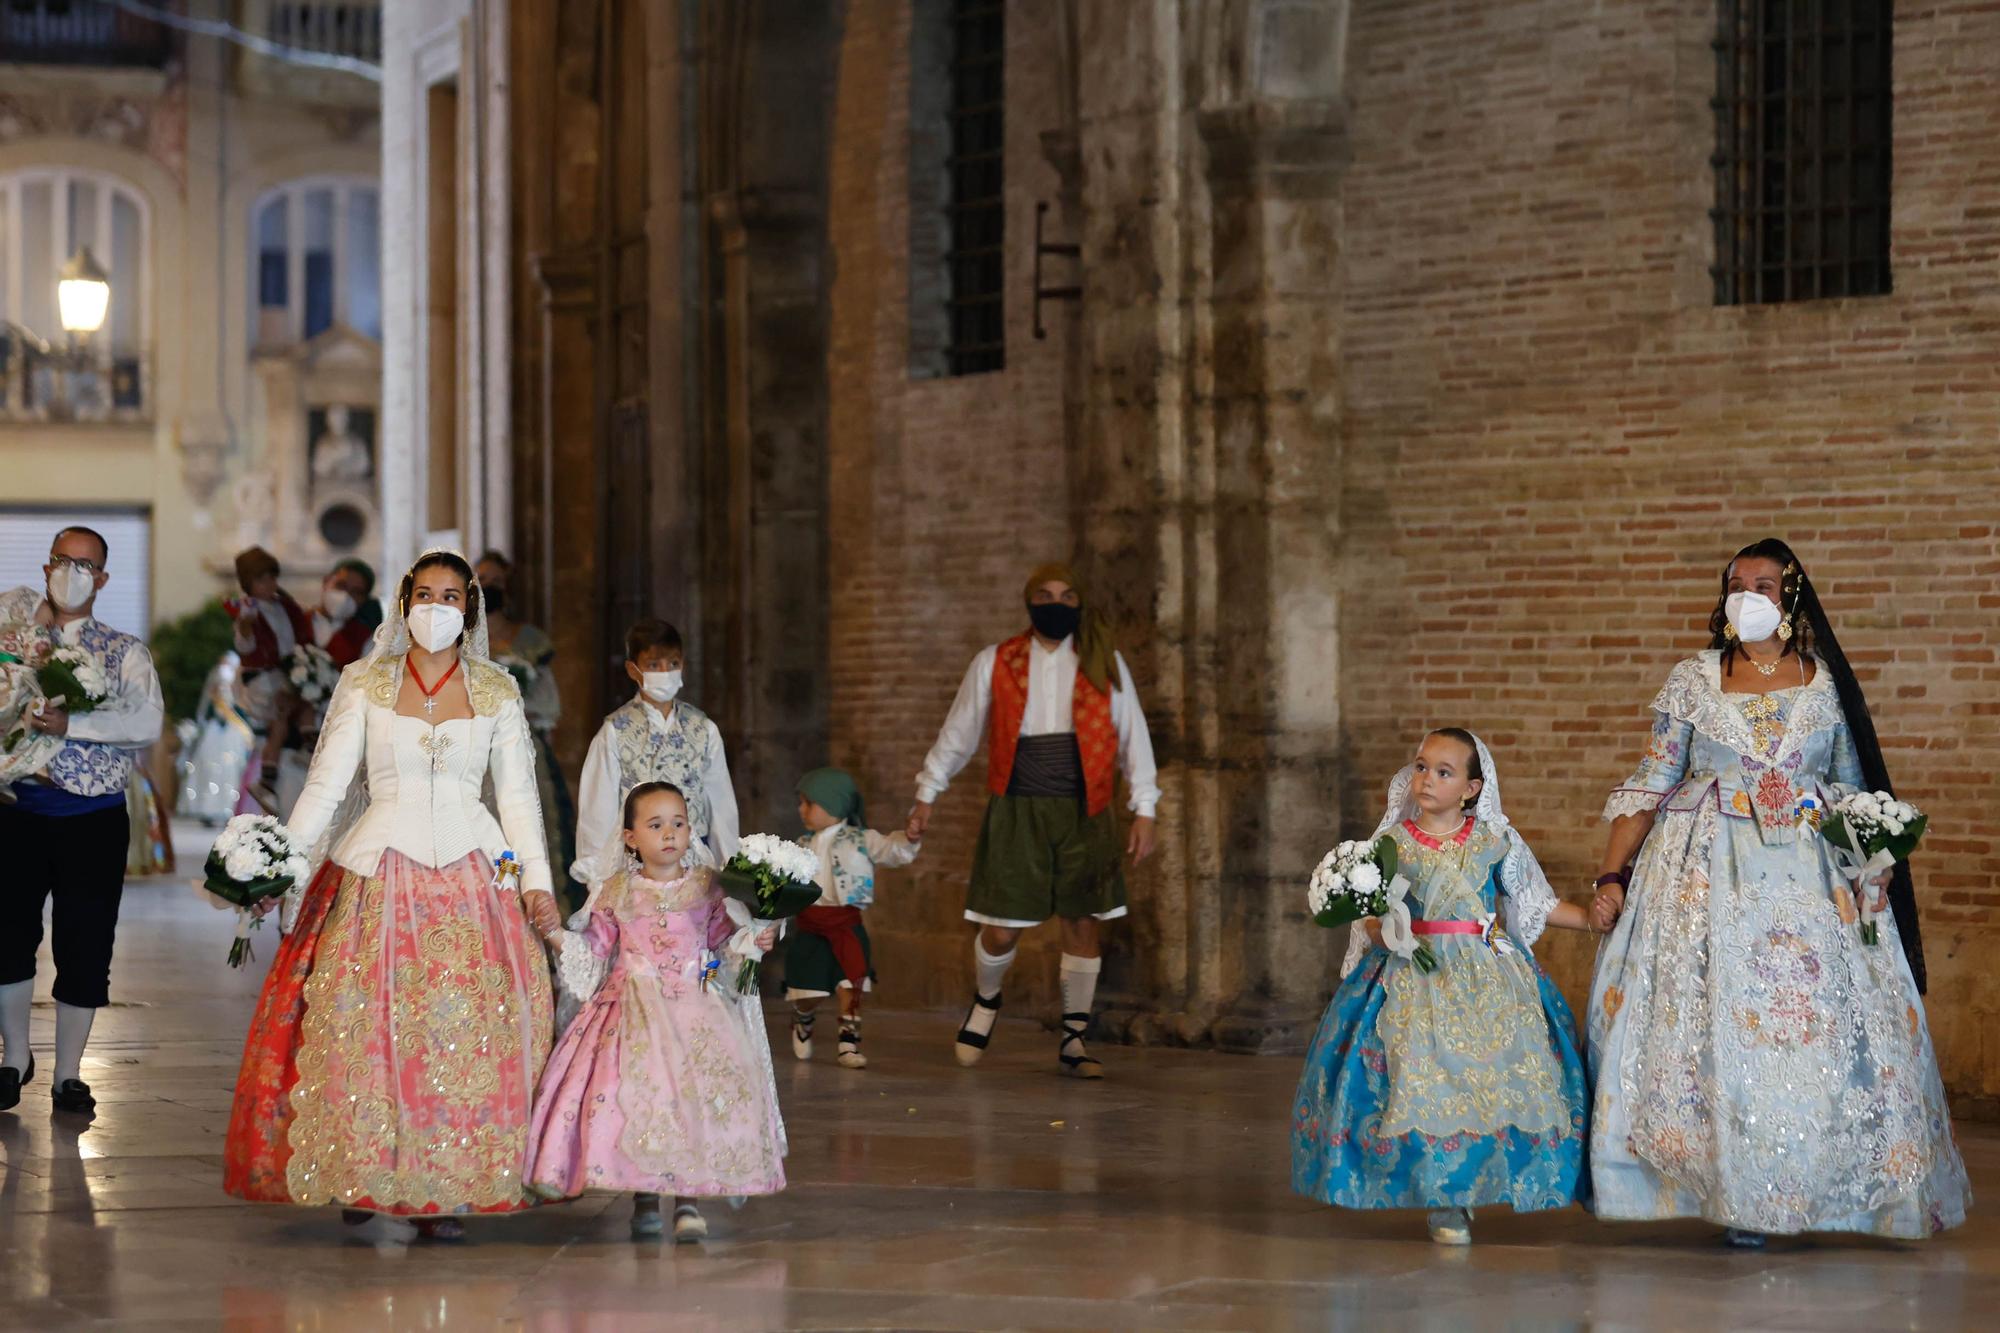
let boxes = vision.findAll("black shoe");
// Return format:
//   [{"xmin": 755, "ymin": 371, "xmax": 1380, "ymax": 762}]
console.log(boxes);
[
  {"xmin": 0, "ymin": 1055, "xmax": 32, "ymax": 1112},
  {"xmin": 52, "ymin": 1078, "xmax": 95, "ymax": 1115}
]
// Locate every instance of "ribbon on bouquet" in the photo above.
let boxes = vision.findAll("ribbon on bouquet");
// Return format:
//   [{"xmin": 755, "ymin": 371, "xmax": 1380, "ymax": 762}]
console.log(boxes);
[
  {"xmin": 1374, "ymin": 875, "xmax": 1438, "ymax": 973},
  {"xmin": 1827, "ymin": 829, "xmax": 1896, "ymax": 946},
  {"xmin": 720, "ymin": 895, "xmax": 778, "ymax": 993}
]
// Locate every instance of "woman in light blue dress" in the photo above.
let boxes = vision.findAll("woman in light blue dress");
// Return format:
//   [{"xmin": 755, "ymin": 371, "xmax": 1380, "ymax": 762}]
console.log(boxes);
[
  {"xmin": 1291, "ymin": 729, "xmax": 1594, "ymax": 1244},
  {"xmin": 1586, "ymin": 540, "xmax": 1969, "ymax": 1244}
]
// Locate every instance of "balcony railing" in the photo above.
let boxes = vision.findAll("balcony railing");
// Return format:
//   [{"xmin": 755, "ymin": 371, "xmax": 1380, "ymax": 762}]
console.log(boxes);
[
  {"xmin": 0, "ymin": 326, "xmax": 149, "ymax": 424},
  {"xmin": 232, "ymin": 0, "xmax": 380, "ymax": 103},
  {"xmin": 0, "ymin": 1, "xmax": 174, "ymax": 69},
  {"xmin": 263, "ymin": 1, "xmax": 380, "ymax": 64}
]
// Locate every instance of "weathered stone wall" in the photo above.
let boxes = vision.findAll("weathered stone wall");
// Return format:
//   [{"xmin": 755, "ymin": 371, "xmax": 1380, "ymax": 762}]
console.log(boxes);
[
  {"xmin": 824, "ymin": 0, "xmax": 1080, "ymax": 1010},
  {"xmin": 1336, "ymin": 0, "xmax": 2000, "ymax": 1109}
]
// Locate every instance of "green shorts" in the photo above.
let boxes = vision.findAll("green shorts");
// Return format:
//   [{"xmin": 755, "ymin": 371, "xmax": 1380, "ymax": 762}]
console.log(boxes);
[
  {"xmin": 965, "ymin": 794, "xmax": 1127, "ymax": 927},
  {"xmin": 783, "ymin": 920, "xmax": 875, "ymax": 998}
]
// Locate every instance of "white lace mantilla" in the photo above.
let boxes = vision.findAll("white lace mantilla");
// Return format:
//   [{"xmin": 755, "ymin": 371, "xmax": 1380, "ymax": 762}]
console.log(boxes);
[{"xmin": 1339, "ymin": 732, "xmax": 1558, "ymax": 978}]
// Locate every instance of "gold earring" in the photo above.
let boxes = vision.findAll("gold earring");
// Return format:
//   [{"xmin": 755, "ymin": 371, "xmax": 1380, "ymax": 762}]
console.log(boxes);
[
  {"xmin": 1777, "ymin": 616, "xmax": 1794, "ymax": 642},
  {"xmin": 1724, "ymin": 622, "xmax": 1738, "ymax": 642}
]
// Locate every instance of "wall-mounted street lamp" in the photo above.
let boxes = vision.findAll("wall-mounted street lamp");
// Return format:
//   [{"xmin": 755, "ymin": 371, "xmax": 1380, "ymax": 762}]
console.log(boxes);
[
  {"xmin": 57, "ymin": 247, "xmax": 112, "ymax": 339},
  {"xmin": 1, "ymin": 246, "xmax": 138, "ymax": 422}
]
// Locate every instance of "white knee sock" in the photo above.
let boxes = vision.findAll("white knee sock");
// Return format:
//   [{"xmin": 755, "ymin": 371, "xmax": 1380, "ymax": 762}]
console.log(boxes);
[
  {"xmin": 1059, "ymin": 953, "xmax": 1101, "ymax": 1024},
  {"xmin": 973, "ymin": 939, "xmax": 1015, "ymax": 1002},
  {"xmin": 54, "ymin": 1001, "xmax": 95, "ymax": 1085},
  {"xmin": 964, "ymin": 939, "xmax": 1015, "ymax": 1041},
  {"xmin": 0, "ymin": 980, "xmax": 30, "ymax": 1073}
]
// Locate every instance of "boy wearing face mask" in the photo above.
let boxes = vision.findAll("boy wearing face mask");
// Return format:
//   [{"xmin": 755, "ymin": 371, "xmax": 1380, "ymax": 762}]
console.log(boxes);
[
  {"xmin": 571, "ymin": 619, "xmax": 739, "ymax": 909},
  {"xmin": 312, "ymin": 564, "xmax": 374, "ymax": 666}
]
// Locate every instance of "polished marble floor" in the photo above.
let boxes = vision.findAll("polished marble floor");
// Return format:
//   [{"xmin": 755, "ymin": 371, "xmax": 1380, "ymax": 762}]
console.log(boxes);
[{"xmin": 2, "ymin": 835, "xmax": 1995, "ymax": 1331}]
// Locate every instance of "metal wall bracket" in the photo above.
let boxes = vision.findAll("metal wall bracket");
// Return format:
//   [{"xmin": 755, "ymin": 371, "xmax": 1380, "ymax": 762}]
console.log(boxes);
[{"xmin": 1032, "ymin": 201, "xmax": 1081, "ymax": 339}]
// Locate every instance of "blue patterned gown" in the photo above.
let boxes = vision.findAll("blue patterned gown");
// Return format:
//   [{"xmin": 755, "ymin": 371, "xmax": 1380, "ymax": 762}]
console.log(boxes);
[
  {"xmin": 1588, "ymin": 651, "xmax": 1970, "ymax": 1237},
  {"xmin": 1291, "ymin": 819, "xmax": 1588, "ymax": 1212}
]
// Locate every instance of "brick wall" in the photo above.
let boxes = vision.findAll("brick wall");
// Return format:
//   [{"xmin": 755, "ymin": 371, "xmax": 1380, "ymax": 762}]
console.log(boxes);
[
  {"xmin": 1337, "ymin": 0, "xmax": 2000, "ymax": 1104},
  {"xmin": 825, "ymin": 0, "xmax": 1079, "ymax": 1010}
]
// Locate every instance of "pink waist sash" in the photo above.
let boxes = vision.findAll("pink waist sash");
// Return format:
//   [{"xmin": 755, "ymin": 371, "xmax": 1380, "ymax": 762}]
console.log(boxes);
[{"xmin": 1410, "ymin": 920, "xmax": 1484, "ymax": 936}]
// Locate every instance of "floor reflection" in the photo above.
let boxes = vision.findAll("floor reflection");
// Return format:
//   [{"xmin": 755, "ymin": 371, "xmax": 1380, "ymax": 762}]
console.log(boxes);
[{"xmin": 1, "ymin": 861, "xmax": 1996, "ymax": 1330}]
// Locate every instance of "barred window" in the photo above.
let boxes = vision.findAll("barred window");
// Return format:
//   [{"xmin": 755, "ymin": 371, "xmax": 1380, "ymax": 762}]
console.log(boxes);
[
  {"xmin": 944, "ymin": 0, "xmax": 1004, "ymax": 375},
  {"xmin": 1712, "ymin": 1, "xmax": 1893, "ymax": 305}
]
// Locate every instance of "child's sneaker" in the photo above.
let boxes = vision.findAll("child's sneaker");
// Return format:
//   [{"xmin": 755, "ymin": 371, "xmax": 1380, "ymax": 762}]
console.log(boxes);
[
  {"xmin": 1427, "ymin": 1207, "xmax": 1472, "ymax": 1245},
  {"xmin": 673, "ymin": 1201, "xmax": 707, "ymax": 1244},
  {"xmin": 631, "ymin": 1192, "xmax": 664, "ymax": 1238},
  {"xmin": 837, "ymin": 1020, "xmax": 866, "ymax": 1069},
  {"xmin": 790, "ymin": 1007, "xmax": 815, "ymax": 1061}
]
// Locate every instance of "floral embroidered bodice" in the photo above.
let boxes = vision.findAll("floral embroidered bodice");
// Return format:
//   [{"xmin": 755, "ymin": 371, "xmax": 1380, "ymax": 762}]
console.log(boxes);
[
  {"xmin": 1606, "ymin": 651, "xmax": 1863, "ymax": 842},
  {"xmin": 586, "ymin": 872, "xmax": 735, "ymax": 1001},
  {"xmin": 1392, "ymin": 820, "xmax": 1508, "ymax": 924}
]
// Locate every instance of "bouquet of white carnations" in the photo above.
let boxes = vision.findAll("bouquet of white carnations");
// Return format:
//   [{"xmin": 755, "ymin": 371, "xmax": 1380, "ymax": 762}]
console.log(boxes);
[
  {"xmin": 202, "ymin": 813, "xmax": 313, "ymax": 967},
  {"xmin": 1308, "ymin": 835, "xmax": 1436, "ymax": 972},
  {"xmin": 284, "ymin": 642, "xmax": 342, "ymax": 705},
  {"xmin": 1822, "ymin": 791, "xmax": 1927, "ymax": 946},
  {"xmin": 2, "ymin": 645, "xmax": 110, "ymax": 784},
  {"xmin": 717, "ymin": 833, "xmax": 822, "ymax": 992}
]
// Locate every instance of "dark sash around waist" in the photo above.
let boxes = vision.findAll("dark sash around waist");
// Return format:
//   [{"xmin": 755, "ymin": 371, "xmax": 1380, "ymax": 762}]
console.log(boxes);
[{"xmin": 1006, "ymin": 733, "xmax": 1086, "ymax": 799}]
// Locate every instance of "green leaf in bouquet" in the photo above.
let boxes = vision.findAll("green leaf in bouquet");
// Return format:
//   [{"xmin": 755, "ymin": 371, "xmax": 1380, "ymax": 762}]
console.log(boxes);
[
  {"xmin": 1373, "ymin": 834, "xmax": 1399, "ymax": 883},
  {"xmin": 1313, "ymin": 900, "xmax": 1368, "ymax": 930},
  {"xmin": 716, "ymin": 865, "xmax": 820, "ymax": 920},
  {"xmin": 1885, "ymin": 812, "xmax": 1927, "ymax": 863},
  {"xmin": 202, "ymin": 848, "xmax": 297, "ymax": 909}
]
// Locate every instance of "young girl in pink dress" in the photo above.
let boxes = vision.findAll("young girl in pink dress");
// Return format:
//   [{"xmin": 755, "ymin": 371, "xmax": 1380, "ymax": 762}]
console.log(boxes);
[{"xmin": 526, "ymin": 782, "xmax": 787, "ymax": 1240}]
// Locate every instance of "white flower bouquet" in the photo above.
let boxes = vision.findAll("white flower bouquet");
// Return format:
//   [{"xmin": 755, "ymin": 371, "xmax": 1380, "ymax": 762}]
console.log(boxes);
[
  {"xmin": 1309, "ymin": 835, "xmax": 1435, "ymax": 972},
  {"xmin": 1822, "ymin": 790, "xmax": 1927, "ymax": 946},
  {"xmin": 284, "ymin": 642, "xmax": 342, "ymax": 705},
  {"xmin": 202, "ymin": 813, "xmax": 313, "ymax": 967},
  {"xmin": 718, "ymin": 832, "xmax": 822, "ymax": 992},
  {"xmin": 2, "ymin": 644, "xmax": 110, "ymax": 782}
]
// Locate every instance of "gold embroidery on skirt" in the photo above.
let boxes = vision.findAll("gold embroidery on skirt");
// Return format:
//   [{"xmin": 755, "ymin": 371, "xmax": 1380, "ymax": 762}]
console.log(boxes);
[{"xmin": 283, "ymin": 862, "xmax": 552, "ymax": 1210}]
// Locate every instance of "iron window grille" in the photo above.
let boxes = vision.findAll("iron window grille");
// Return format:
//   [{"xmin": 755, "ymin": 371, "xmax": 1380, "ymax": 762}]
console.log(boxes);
[
  {"xmin": 1711, "ymin": 0, "xmax": 1893, "ymax": 306},
  {"xmin": 944, "ymin": 0, "xmax": 1004, "ymax": 375}
]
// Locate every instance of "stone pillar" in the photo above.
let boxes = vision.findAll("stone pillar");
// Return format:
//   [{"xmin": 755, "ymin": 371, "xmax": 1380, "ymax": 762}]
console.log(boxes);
[{"xmin": 1073, "ymin": 0, "xmax": 1349, "ymax": 1050}]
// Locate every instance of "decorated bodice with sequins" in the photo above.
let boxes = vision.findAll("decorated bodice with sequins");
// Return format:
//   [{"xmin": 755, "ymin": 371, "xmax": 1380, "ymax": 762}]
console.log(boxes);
[
  {"xmin": 1391, "ymin": 820, "xmax": 1509, "ymax": 924},
  {"xmin": 585, "ymin": 872, "xmax": 736, "ymax": 1001},
  {"xmin": 1606, "ymin": 650, "xmax": 1864, "ymax": 843}
]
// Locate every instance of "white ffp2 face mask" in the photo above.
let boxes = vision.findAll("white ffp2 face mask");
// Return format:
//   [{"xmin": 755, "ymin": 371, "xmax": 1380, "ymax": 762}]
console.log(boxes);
[
  {"xmin": 406, "ymin": 603, "xmax": 465, "ymax": 652},
  {"xmin": 47, "ymin": 564, "xmax": 96, "ymax": 612},
  {"xmin": 1725, "ymin": 591, "xmax": 1783, "ymax": 644},
  {"xmin": 642, "ymin": 670, "xmax": 683, "ymax": 704},
  {"xmin": 322, "ymin": 589, "xmax": 356, "ymax": 621}
]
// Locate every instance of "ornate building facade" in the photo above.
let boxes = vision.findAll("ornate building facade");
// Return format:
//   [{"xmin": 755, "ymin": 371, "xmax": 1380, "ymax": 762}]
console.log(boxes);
[{"xmin": 0, "ymin": 2, "xmax": 383, "ymax": 623}]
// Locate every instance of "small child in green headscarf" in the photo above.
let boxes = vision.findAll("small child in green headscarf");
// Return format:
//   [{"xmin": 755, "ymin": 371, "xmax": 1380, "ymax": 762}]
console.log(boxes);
[{"xmin": 788, "ymin": 767, "xmax": 920, "ymax": 1069}]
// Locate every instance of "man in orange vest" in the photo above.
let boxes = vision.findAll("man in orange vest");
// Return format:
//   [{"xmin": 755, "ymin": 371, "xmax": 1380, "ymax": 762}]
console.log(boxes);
[{"xmin": 907, "ymin": 564, "xmax": 1160, "ymax": 1077}]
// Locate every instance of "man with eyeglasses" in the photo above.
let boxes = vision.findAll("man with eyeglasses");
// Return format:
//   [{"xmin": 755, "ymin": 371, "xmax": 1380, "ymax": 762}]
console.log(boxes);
[{"xmin": 0, "ymin": 526, "xmax": 165, "ymax": 1117}]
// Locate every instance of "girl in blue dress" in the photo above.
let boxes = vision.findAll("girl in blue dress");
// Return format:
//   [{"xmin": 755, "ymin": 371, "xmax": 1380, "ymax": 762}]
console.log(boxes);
[{"xmin": 1291, "ymin": 728, "xmax": 1599, "ymax": 1244}]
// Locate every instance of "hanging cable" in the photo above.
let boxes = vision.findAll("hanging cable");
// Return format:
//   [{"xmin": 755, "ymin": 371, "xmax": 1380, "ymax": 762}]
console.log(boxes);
[{"xmin": 106, "ymin": 0, "xmax": 383, "ymax": 83}]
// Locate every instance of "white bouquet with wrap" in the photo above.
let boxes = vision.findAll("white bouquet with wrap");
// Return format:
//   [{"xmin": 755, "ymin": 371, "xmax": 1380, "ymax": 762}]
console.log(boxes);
[
  {"xmin": 2, "ymin": 634, "xmax": 108, "ymax": 789},
  {"xmin": 1822, "ymin": 790, "xmax": 1926, "ymax": 947},
  {"xmin": 1309, "ymin": 835, "xmax": 1436, "ymax": 974},
  {"xmin": 716, "ymin": 833, "xmax": 822, "ymax": 993},
  {"xmin": 199, "ymin": 813, "xmax": 312, "ymax": 966}
]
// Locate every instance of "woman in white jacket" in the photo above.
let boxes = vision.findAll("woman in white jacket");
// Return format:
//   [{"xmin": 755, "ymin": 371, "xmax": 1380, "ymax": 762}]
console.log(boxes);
[{"xmin": 223, "ymin": 549, "xmax": 562, "ymax": 1241}]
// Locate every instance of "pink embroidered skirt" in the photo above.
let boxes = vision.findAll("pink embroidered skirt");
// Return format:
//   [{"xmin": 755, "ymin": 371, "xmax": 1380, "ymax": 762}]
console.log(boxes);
[{"xmin": 224, "ymin": 850, "xmax": 555, "ymax": 1215}]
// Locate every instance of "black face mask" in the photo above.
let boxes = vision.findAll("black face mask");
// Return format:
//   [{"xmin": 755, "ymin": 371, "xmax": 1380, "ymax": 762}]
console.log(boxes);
[
  {"xmin": 1028, "ymin": 602, "xmax": 1081, "ymax": 642},
  {"xmin": 482, "ymin": 584, "xmax": 506, "ymax": 616}
]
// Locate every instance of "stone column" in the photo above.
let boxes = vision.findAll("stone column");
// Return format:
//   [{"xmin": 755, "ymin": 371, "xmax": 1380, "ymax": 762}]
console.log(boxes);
[{"xmin": 1074, "ymin": 0, "xmax": 1349, "ymax": 1051}]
